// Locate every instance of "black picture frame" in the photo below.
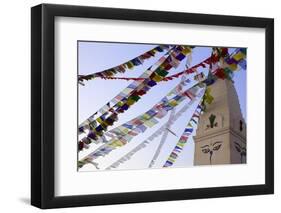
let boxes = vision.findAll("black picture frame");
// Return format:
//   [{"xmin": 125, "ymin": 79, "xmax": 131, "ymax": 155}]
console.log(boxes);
[{"xmin": 31, "ymin": 3, "xmax": 274, "ymax": 209}]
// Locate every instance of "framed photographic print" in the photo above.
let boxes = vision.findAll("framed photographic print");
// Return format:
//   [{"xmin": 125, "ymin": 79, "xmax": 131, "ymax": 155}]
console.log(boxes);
[{"xmin": 31, "ymin": 3, "xmax": 274, "ymax": 209}]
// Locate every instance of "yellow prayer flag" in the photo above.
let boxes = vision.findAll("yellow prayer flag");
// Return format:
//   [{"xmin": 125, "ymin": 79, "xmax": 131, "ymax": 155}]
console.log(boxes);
[
  {"xmin": 108, "ymin": 143, "xmax": 118, "ymax": 148},
  {"xmin": 144, "ymin": 120, "xmax": 156, "ymax": 128},
  {"xmin": 205, "ymin": 95, "xmax": 214, "ymax": 105},
  {"xmin": 117, "ymin": 101, "xmax": 124, "ymax": 107},
  {"xmin": 121, "ymin": 128, "xmax": 130, "ymax": 134},
  {"xmin": 109, "ymin": 140, "xmax": 124, "ymax": 147},
  {"xmin": 233, "ymin": 52, "xmax": 245, "ymax": 61},
  {"xmin": 142, "ymin": 113, "xmax": 151, "ymax": 120},
  {"xmin": 96, "ymin": 117, "xmax": 103, "ymax": 124},
  {"xmin": 204, "ymin": 87, "xmax": 214, "ymax": 105},
  {"xmin": 152, "ymin": 49, "xmax": 158, "ymax": 54},
  {"xmin": 228, "ymin": 63, "xmax": 238, "ymax": 71},
  {"xmin": 100, "ymin": 122, "xmax": 108, "ymax": 130},
  {"xmin": 152, "ymin": 73, "xmax": 163, "ymax": 82},
  {"xmin": 181, "ymin": 47, "xmax": 191, "ymax": 55},
  {"xmin": 126, "ymin": 61, "xmax": 134, "ymax": 69},
  {"xmin": 168, "ymin": 157, "xmax": 175, "ymax": 163},
  {"xmin": 169, "ymin": 99, "xmax": 178, "ymax": 107},
  {"xmin": 96, "ymin": 131, "xmax": 103, "ymax": 136},
  {"xmin": 206, "ymin": 87, "xmax": 211, "ymax": 94},
  {"xmin": 126, "ymin": 98, "xmax": 135, "ymax": 106},
  {"xmin": 177, "ymin": 143, "xmax": 184, "ymax": 148}
]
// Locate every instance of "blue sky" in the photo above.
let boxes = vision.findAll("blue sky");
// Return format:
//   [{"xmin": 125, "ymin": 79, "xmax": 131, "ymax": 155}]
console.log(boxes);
[{"xmin": 78, "ymin": 41, "xmax": 246, "ymax": 171}]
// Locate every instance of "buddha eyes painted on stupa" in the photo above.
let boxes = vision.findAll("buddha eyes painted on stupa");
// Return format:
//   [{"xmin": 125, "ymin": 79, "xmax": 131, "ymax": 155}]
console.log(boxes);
[{"xmin": 200, "ymin": 141, "xmax": 223, "ymax": 164}]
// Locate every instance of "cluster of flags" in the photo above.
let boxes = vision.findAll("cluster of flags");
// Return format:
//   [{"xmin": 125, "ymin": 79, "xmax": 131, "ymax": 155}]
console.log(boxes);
[
  {"xmin": 78, "ymin": 45, "xmax": 193, "ymax": 145},
  {"xmin": 78, "ymin": 44, "xmax": 172, "ymax": 84},
  {"xmin": 210, "ymin": 47, "xmax": 246, "ymax": 81}
]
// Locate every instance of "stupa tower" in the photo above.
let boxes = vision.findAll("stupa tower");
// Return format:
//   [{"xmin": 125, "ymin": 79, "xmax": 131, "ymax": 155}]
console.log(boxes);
[{"xmin": 194, "ymin": 79, "xmax": 246, "ymax": 165}]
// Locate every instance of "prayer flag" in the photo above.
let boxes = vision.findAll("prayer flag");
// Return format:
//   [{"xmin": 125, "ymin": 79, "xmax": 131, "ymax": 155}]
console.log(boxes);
[
  {"xmin": 137, "ymin": 124, "xmax": 147, "ymax": 133},
  {"xmin": 156, "ymin": 68, "xmax": 169, "ymax": 77},
  {"xmin": 142, "ymin": 113, "xmax": 151, "ymax": 120},
  {"xmin": 120, "ymin": 104, "xmax": 129, "ymax": 111},
  {"xmin": 96, "ymin": 117, "xmax": 103, "ymax": 124},
  {"xmin": 123, "ymin": 123, "xmax": 134, "ymax": 129},
  {"xmin": 174, "ymin": 146, "xmax": 183, "ymax": 152},
  {"xmin": 144, "ymin": 118, "xmax": 158, "ymax": 128},
  {"xmin": 181, "ymin": 47, "xmax": 191, "ymax": 55},
  {"xmin": 147, "ymin": 80, "xmax": 157, "ymax": 87},
  {"xmin": 126, "ymin": 61, "xmax": 134, "ymax": 69},
  {"xmin": 131, "ymin": 58, "xmax": 142, "ymax": 66},
  {"xmin": 228, "ymin": 63, "xmax": 238, "ymax": 71},
  {"xmin": 238, "ymin": 59, "xmax": 247, "ymax": 70},
  {"xmin": 126, "ymin": 98, "xmax": 135, "ymax": 106},
  {"xmin": 155, "ymin": 46, "xmax": 164, "ymax": 52},
  {"xmin": 151, "ymin": 73, "xmax": 163, "ymax": 82},
  {"xmin": 225, "ymin": 57, "xmax": 238, "ymax": 65},
  {"xmin": 168, "ymin": 99, "xmax": 178, "ymax": 107},
  {"xmin": 175, "ymin": 53, "xmax": 186, "ymax": 61},
  {"xmin": 184, "ymin": 128, "xmax": 193, "ymax": 133},
  {"xmin": 240, "ymin": 48, "xmax": 247, "ymax": 55},
  {"xmin": 233, "ymin": 51, "xmax": 245, "ymax": 61}
]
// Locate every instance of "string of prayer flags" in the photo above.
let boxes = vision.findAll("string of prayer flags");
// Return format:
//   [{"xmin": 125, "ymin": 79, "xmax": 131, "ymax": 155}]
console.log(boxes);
[
  {"xmin": 163, "ymin": 99, "xmax": 204, "ymax": 168},
  {"xmin": 78, "ymin": 49, "xmax": 176, "ymax": 132},
  {"xmin": 79, "ymin": 92, "xmax": 164, "ymax": 149},
  {"xmin": 78, "ymin": 45, "xmax": 194, "ymax": 140},
  {"xmin": 78, "ymin": 46, "xmax": 194, "ymax": 83},
  {"xmin": 79, "ymin": 58, "xmax": 212, "ymax": 153},
  {"xmin": 82, "ymin": 56, "xmax": 211, "ymax": 82},
  {"xmin": 78, "ymin": 45, "xmax": 172, "ymax": 83},
  {"xmin": 162, "ymin": 57, "xmax": 211, "ymax": 81},
  {"xmin": 78, "ymin": 85, "xmax": 204, "ymax": 166},
  {"xmin": 78, "ymin": 68, "xmax": 208, "ymax": 151},
  {"xmin": 78, "ymin": 51, "xmax": 172, "ymax": 135},
  {"xmin": 81, "ymin": 88, "xmax": 205, "ymax": 170},
  {"xmin": 105, "ymin": 85, "xmax": 200, "ymax": 142}
]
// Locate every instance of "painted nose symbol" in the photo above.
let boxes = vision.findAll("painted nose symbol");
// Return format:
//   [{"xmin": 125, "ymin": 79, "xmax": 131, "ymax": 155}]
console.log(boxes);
[{"xmin": 209, "ymin": 150, "xmax": 213, "ymax": 164}]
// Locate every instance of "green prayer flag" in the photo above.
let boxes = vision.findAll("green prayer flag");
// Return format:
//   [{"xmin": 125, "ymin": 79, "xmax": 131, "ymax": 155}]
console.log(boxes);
[
  {"xmin": 156, "ymin": 68, "xmax": 169, "ymax": 77},
  {"xmin": 131, "ymin": 95, "xmax": 140, "ymax": 102}
]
